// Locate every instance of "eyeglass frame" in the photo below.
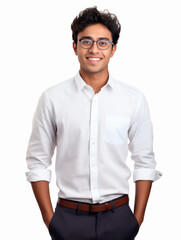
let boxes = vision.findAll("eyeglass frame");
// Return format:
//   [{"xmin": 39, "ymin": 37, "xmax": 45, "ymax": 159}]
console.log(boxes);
[{"xmin": 78, "ymin": 38, "xmax": 114, "ymax": 50}]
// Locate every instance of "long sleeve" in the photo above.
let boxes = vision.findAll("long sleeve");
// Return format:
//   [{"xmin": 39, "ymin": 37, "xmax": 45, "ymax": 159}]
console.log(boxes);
[
  {"xmin": 26, "ymin": 91, "xmax": 56, "ymax": 182},
  {"xmin": 128, "ymin": 93, "xmax": 162, "ymax": 182}
]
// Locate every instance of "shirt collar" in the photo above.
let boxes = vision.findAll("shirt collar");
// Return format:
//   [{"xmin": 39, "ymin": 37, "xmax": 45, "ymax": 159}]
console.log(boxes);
[
  {"xmin": 104, "ymin": 74, "xmax": 116, "ymax": 90},
  {"xmin": 74, "ymin": 72, "xmax": 116, "ymax": 91},
  {"xmin": 74, "ymin": 72, "xmax": 87, "ymax": 91}
]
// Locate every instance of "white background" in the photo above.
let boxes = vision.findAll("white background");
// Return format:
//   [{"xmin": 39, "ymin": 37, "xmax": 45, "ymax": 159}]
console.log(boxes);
[{"xmin": 0, "ymin": 0, "xmax": 180, "ymax": 239}]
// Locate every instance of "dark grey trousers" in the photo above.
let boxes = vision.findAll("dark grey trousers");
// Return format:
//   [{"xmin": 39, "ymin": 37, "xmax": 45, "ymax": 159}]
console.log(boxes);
[{"xmin": 49, "ymin": 197, "xmax": 140, "ymax": 240}]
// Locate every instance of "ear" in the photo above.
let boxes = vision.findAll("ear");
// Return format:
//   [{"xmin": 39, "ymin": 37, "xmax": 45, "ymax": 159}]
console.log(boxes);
[
  {"xmin": 110, "ymin": 44, "xmax": 117, "ymax": 58},
  {"xmin": 73, "ymin": 42, "xmax": 78, "ymax": 56}
]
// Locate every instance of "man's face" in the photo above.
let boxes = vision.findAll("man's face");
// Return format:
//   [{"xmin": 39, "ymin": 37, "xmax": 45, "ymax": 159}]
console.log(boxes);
[{"xmin": 73, "ymin": 23, "xmax": 117, "ymax": 76}]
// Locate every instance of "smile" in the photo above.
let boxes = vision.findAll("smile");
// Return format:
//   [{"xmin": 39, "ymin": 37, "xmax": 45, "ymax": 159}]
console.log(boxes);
[{"xmin": 86, "ymin": 57, "xmax": 102, "ymax": 63}]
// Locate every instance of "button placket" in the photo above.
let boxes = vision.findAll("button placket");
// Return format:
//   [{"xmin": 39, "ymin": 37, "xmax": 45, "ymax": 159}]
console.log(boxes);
[{"xmin": 89, "ymin": 94, "xmax": 99, "ymax": 202}]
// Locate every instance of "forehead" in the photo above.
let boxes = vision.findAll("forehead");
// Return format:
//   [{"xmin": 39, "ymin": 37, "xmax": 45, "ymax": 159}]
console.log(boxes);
[{"xmin": 78, "ymin": 23, "xmax": 112, "ymax": 40}]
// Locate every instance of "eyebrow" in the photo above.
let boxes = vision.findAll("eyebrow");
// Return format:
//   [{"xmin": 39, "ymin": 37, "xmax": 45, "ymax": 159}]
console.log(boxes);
[{"xmin": 80, "ymin": 36, "xmax": 110, "ymax": 41}]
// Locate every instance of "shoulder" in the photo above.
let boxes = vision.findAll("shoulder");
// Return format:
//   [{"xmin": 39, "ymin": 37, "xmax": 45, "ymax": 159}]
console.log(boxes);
[
  {"xmin": 46, "ymin": 77, "xmax": 75, "ymax": 96},
  {"xmin": 111, "ymin": 76, "xmax": 143, "ymax": 100},
  {"xmin": 37, "ymin": 77, "xmax": 76, "ymax": 109},
  {"xmin": 39, "ymin": 76, "xmax": 76, "ymax": 103}
]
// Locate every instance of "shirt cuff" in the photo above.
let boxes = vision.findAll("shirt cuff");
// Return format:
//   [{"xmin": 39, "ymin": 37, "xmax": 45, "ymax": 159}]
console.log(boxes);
[
  {"xmin": 26, "ymin": 169, "xmax": 51, "ymax": 182},
  {"xmin": 133, "ymin": 168, "xmax": 162, "ymax": 182}
]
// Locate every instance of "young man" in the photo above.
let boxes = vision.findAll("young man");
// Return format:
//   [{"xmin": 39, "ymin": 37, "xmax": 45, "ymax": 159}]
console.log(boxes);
[{"xmin": 26, "ymin": 7, "xmax": 161, "ymax": 240}]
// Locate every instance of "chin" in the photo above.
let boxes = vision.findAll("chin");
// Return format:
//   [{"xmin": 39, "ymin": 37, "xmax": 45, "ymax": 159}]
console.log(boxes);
[{"xmin": 82, "ymin": 67, "xmax": 106, "ymax": 75}]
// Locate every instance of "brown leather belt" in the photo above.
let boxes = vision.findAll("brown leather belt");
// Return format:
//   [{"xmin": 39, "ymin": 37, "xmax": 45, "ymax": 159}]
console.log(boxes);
[{"xmin": 58, "ymin": 195, "xmax": 129, "ymax": 213}]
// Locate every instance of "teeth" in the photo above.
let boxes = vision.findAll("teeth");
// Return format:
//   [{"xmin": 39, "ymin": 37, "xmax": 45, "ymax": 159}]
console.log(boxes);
[{"xmin": 88, "ymin": 58, "xmax": 101, "ymax": 61}]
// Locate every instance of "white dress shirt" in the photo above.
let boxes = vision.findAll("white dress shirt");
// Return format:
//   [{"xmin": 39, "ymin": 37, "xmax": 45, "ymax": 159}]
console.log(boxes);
[{"xmin": 26, "ymin": 72, "xmax": 162, "ymax": 203}]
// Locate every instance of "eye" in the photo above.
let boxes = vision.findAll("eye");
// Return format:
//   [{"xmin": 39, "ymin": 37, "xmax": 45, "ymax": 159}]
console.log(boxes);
[
  {"xmin": 98, "ymin": 40, "xmax": 109, "ymax": 47},
  {"xmin": 81, "ymin": 39, "xmax": 92, "ymax": 46}
]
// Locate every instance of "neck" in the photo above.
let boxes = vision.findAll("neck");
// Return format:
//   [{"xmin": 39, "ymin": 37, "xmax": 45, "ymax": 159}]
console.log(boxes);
[{"xmin": 80, "ymin": 70, "xmax": 109, "ymax": 94}]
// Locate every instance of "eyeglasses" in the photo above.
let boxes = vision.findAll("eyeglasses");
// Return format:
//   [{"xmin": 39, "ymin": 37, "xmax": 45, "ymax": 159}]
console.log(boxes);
[{"xmin": 78, "ymin": 38, "xmax": 114, "ymax": 50}]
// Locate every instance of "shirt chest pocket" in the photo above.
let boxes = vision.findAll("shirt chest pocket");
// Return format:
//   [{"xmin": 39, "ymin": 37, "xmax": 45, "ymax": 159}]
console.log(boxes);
[{"xmin": 104, "ymin": 116, "xmax": 130, "ymax": 144}]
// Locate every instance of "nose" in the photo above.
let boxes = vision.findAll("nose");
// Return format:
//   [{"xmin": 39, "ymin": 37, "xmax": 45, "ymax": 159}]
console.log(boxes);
[{"xmin": 88, "ymin": 41, "xmax": 99, "ymax": 54}]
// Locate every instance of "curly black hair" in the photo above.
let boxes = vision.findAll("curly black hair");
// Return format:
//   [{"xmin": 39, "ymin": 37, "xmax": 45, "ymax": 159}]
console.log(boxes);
[{"xmin": 71, "ymin": 6, "xmax": 121, "ymax": 45}]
